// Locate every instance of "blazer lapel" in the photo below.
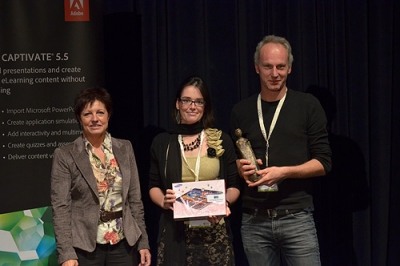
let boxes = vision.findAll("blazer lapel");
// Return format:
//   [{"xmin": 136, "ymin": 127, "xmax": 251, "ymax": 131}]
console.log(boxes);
[
  {"xmin": 112, "ymin": 138, "xmax": 130, "ymax": 199},
  {"xmin": 70, "ymin": 137, "xmax": 99, "ymax": 199}
]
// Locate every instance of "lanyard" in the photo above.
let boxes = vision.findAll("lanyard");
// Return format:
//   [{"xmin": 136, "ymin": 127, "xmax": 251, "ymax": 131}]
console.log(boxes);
[
  {"xmin": 178, "ymin": 130, "xmax": 204, "ymax": 182},
  {"xmin": 257, "ymin": 89, "xmax": 287, "ymax": 167}
]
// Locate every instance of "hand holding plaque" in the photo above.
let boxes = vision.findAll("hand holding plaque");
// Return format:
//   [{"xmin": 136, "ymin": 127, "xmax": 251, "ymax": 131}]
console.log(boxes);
[{"xmin": 235, "ymin": 128, "xmax": 261, "ymax": 182}]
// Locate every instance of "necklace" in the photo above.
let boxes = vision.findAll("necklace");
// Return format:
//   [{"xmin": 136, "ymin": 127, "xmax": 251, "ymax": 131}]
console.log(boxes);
[{"xmin": 182, "ymin": 133, "xmax": 201, "ymax": 151}]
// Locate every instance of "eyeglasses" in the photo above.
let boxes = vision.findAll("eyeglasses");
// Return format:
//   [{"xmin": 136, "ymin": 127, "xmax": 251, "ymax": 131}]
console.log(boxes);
[{"xmin": 179, "ymin": 98, "xmax": 206, "ymax": 107}]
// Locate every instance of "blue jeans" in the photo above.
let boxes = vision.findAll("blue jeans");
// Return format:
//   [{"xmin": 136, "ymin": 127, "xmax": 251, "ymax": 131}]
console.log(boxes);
[{"xmin": 241, "ymin": 209, "xmax": 321, "ymax": 266}]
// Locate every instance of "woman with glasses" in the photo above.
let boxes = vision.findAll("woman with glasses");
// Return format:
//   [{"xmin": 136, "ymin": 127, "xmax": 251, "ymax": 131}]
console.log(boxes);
[{"xmin": 149, "ymin": 76, "xmax": 241, "ymax": 265}]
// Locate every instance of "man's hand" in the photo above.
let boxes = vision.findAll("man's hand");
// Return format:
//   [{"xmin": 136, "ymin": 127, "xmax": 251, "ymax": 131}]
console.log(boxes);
[
  {"xmin": 236, "ymin": 159, "xmax": 257, "ymax": 183},
  {"xmin": 249, "ymin": 166, "xmax": 286, "ymax": 187},
  {"xmin": 236, "ymin": 158, "xmax": 265, "ymax": 184},
  {"xmin": 237, "ymin": 158, "xmax": 287, "ymax": 187}
]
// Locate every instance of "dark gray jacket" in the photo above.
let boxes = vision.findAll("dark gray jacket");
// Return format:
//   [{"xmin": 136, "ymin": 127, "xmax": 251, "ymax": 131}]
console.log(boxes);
[{"xmin": 51, "ymin": 136, "xmax": 149, "ymax": 264}]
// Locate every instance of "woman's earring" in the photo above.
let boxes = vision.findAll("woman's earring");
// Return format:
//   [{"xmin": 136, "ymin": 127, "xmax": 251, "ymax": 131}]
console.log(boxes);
[{"xmin": 175, "ymin": 110, "xmax": 181, "ymax": 124}]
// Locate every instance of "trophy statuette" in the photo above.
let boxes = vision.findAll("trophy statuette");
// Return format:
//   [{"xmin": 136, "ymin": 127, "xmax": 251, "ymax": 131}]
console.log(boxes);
[{"xmin": 235, "ymin": 128, "xmax": 261, "ymax": 182}]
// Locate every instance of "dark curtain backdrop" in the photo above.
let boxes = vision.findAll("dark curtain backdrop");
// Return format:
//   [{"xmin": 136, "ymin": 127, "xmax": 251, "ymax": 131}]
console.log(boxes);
[{"xmin": 103, "ymin": 1, "xmax": 399, "ymax": 266}]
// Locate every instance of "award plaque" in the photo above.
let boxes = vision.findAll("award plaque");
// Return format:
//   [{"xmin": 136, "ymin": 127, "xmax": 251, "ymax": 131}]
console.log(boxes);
[{"xmin": 235, "ymin": 128, "xmax": 261, "ymax": 182}]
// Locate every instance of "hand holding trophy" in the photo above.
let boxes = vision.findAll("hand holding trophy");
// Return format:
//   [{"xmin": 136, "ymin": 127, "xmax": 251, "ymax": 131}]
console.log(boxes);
[
  {"xmin": 235, "ymin": 128, "xmax": 278, "ymax": 192},
  {"xmin": 235, "ymin": 128, "xmax": 261, "ymax": 182}
]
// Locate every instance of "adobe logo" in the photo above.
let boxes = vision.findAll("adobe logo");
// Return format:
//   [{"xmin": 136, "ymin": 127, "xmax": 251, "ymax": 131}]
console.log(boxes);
[{"xmin": 64, "ymin": 0, "xmax": 90, "ymax": 22}]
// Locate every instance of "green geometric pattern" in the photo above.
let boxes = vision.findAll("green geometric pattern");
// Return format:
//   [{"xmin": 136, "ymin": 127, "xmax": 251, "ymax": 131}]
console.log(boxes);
[{"xmin": 0, "ymin": 207, "xmax": 57, "ymax": 266}]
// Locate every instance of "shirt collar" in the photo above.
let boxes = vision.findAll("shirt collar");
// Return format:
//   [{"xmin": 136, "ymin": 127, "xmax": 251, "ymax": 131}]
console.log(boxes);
[{"xmin": 83, "ymin": 132, "xmax": 113, "ymax": 153}]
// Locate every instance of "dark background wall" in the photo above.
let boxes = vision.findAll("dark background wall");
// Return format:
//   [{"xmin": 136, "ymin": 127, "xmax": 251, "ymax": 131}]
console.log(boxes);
[{"xmin": 103, "ymin": 1, "xmax": 400, "ymax": 266}]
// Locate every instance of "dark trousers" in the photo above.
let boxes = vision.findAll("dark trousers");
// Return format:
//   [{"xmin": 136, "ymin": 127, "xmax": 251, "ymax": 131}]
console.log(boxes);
[{"xmin": 75, "ymin": 239, "xmax": 137, "ymax": 266}]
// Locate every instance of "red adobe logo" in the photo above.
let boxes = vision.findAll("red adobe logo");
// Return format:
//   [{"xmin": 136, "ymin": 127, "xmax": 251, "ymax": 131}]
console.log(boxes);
[{"xmin": 64, "ymin": 0, "xmax": 90, "ymax": 22}]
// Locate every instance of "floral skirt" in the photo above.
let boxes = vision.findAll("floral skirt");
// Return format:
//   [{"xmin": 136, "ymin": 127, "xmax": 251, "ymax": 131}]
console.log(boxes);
[{"xmin": 157, "ymin": 222, "xmax": 235, "ymax": 266}]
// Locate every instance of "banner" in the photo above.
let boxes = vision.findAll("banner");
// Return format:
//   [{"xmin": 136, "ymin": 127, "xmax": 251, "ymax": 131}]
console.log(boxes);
[{"xmin": 0, "ymin": 0, "xmax": 104, "ymax": 264}]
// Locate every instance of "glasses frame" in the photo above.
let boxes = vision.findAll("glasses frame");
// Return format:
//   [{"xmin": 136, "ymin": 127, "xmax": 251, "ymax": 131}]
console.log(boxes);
[{"xmin": 179, "ymin": 98, "xmax": 206, "ymax": 107}]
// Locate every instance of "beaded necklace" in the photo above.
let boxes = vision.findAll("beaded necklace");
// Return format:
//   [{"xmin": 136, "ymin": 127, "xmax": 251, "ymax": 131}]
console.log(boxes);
[{"xmin": 181, "ymin": 133, "xmax": 201, "ymax": 151}]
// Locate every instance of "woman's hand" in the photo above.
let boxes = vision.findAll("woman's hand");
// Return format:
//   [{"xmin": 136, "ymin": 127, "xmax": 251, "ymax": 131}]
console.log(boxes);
[
  {"xmin": 206, "ymin": 215, "xmax": 222, "ymax": 224},
  {"xmin": 206, "ymin": 201, "xmax": 231, "ymax": 224},
  {"xmin": 162, "ymin": 189, "xmax": 176, "ymax": 210},
  {"xmin": 138, "ymin": 249, "xmax": 151, "ymax": 266},
  {"xmin": 61, "ymin": 260, "xmax": 78, "ymax": 266}
]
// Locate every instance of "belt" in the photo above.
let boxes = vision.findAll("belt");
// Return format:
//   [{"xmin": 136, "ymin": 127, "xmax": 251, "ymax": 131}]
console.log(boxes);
[
  {"xmin": 242, "ymin": 207, "xmax": 303, "ymax": 218},
  {"xmin": 99, "ymin": 210, "xmax": 123, "ymax": 222}
]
